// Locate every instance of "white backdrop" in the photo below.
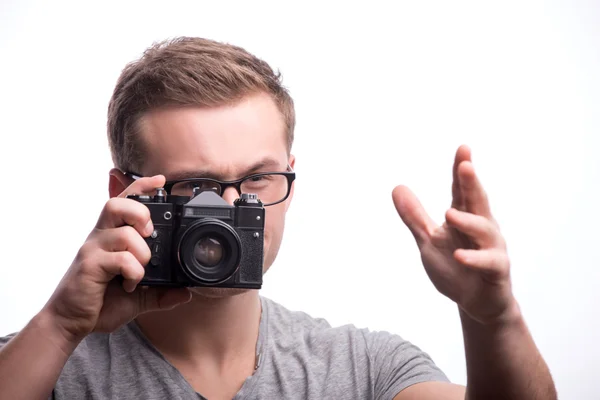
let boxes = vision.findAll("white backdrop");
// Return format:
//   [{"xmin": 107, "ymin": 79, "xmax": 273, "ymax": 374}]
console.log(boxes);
[{"xmin": 1, "ymin": 1, "xmax": 598, "ymax": 398}]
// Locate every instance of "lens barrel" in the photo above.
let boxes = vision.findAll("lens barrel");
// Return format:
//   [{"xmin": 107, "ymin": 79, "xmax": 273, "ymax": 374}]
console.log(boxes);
[{"xmin": 178, "ymin": 219, "xmax": 242, "ymax": 284}]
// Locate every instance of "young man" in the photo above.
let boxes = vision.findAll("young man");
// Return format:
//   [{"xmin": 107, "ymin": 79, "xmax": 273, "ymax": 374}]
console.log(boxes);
[{"xmin": 0, "ymin": 37, "xmax": 557, "ymax": 399}]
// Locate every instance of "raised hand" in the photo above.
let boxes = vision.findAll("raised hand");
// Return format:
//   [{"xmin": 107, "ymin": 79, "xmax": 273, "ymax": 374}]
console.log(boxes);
[{"xmin": 392, "ymin": 145, "xmax": 517, "ymax": 325}]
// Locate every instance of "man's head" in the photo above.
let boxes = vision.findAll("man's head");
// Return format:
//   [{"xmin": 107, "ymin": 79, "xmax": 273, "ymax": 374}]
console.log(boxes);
[{"xmin": 106, "ymin": 37, "xmax": 296, "ymax": 297}]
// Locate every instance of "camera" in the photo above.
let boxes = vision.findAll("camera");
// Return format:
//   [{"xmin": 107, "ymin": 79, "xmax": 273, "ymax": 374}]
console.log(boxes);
[{"xmin": 126, "ymin": 188, "xmax": 265, "ymax": 289}]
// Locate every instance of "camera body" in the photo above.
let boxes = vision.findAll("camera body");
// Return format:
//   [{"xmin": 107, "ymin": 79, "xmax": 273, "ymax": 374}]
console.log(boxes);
[{"xmin": 127, "ymin": 189, "xmax": 265, "ymax": 289}]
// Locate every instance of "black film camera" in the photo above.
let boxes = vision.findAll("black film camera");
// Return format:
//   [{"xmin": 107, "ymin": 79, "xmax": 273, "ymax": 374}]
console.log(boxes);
[{"xmin": 127, "ymin": 188, "xmax": 265, "ymax": 288}]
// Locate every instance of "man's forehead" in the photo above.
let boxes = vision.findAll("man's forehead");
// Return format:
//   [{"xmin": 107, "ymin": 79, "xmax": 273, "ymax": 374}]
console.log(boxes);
[{"xmin": 137, "ymin": 95, "xmax": 288, "ymax": 178}]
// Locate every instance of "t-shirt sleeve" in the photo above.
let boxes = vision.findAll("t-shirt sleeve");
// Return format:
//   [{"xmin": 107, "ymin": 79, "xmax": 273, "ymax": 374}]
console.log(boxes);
[
  {"xmin": 362, "ymin": 329, "xmax": 449, "ymax": 399},
  {"xmin": 0, "ymin": 332, "xmax": 55, "ymax": 400}
]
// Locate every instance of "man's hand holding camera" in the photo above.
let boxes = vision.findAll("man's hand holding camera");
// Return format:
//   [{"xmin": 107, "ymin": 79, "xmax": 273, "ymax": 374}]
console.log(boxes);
[
  {"xmin": 393, "ymin": 145, "xmax": 518, "ymax": 326},
  {"xmin": 42, "ymin": 175, "xmax": 192, "ymax": 343}
]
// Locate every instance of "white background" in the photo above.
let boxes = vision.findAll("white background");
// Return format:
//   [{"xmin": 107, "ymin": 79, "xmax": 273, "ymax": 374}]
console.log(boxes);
[{"xmin": 1, "ymin": 1, "xmax": 599, "ymax": 398}]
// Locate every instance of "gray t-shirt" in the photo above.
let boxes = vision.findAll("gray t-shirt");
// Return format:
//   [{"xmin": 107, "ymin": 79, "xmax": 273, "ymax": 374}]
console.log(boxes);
[{"xmin": 0, "ymin": 296, "xmax": 448, "ymax": 399}]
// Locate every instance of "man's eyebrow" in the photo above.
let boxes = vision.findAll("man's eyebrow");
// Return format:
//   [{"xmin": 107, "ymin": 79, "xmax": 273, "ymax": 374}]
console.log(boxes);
[
  {"xmin": 243, "ymin": 158, "xmax": 283, "ymax": 175},
  {"xmin": 166, "ymin": 157, "xmax": 284, "ymax": 181}
]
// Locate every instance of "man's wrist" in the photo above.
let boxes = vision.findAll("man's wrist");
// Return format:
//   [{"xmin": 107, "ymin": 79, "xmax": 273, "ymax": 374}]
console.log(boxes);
[
  {"xmin": 32, "ymin": 308, "xmax": 84, "ymax": 358},
  {"xmin": 459, "ymin": 298, "xmax": 524, "ymax": 332}
]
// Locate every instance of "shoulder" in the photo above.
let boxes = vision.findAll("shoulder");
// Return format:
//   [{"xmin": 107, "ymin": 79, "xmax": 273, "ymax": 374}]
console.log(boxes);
[
  {"xmin": 262, "ymin": 296, "xmax": 419, "ymax": 355},
  {"xmin": 55, "ymin": 323, "xmax": 190, "ymax": 399},
  {"xmin": 61, "ymin": 321, "xmax": 171, "ymax": 378},
  {"xmin": 0, "ymin": 332, "xmax": 17, "ymax": 347},
  {"xmin": 261, "ymin": 296, "xmax": 332, "ymax": 334},
  {"xmin": 0, "ymin": 327, "xmax": 132, "ymax": 398},
  {"xmin": 58, "ymin": 325, "xmax": 133, "ymax": 385},
  {"xmin": 260, "ymin": 297, "xmax": 448, "ymax": 399},
  {"xmin": 258, "ymin": 297, "xmax": 377, "ymax": 397},
  {"xmin": 261, "ymin": 296, "xmax": 373, "ymax": 352}
]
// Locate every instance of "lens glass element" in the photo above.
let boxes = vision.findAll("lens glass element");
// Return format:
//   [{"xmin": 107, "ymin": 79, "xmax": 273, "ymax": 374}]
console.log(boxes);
[{"xmin": 193, "ymin": 237, "xmax": 223, "ymax": 268}]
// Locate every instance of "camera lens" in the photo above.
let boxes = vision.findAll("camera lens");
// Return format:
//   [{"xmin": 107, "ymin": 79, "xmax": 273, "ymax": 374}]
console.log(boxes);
[
  {"xmin": 178, "ymin": 219, "xmax": 241, "ymax": 285},
  {"xmin": 193, "ymin": 237, "xmax": 224, "ymax": 268}
]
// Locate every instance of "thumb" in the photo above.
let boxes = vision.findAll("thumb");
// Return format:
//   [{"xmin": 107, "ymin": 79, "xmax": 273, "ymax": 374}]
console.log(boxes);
[
  {"xmin": 136, "ymin": 287, "xmax": 192, "ymax": 314},
  {"xmin": 392, "ymin": 185, "xmax": 437, "ymax": 248}
]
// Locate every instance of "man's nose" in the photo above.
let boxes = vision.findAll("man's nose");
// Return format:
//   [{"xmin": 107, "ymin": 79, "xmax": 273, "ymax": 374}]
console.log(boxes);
[{"xmin": 221, "ymin": 186, "xmax": 240, "ymax": 205}]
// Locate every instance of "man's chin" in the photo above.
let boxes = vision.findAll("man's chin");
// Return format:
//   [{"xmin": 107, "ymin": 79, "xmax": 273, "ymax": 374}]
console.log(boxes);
[{"xmin": 188, "ymin": 287, "xmax": 253, "ymax": 299}]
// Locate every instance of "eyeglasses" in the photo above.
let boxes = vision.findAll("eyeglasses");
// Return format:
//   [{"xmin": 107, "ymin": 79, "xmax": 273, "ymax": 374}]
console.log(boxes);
[{"xmin": 125, "ymin": 165, "xmax": 296, "ymax": 206}]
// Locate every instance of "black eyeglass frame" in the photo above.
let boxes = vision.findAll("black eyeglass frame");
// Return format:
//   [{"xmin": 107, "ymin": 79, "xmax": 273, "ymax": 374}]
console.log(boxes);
[{"xmin": 124, "ymin": 166, "xmax": 296, "ymax": 207}]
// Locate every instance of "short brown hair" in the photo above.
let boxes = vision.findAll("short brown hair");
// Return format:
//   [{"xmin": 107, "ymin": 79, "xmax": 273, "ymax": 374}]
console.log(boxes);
[{"xmin": 107, "ymin": 36, "xmax": 295, "ymax": 172}]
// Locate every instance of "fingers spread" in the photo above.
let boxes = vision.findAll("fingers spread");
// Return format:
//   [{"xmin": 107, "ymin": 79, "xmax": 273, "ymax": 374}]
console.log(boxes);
[{"xmin": 392, "ymin": 185, "xmax": 437, "ymax": 247}]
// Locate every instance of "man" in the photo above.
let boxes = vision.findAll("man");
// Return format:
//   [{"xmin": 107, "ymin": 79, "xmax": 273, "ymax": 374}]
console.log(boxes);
[{"xmin": 0, "ymin": 37, "xmax": 557, "ymax": 399}]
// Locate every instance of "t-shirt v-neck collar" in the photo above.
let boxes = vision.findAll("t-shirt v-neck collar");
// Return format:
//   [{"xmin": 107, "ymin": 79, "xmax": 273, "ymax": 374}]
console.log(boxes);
[{"xmin": 126, "ymin": 296, "xmax": 269, "ymax": 400}]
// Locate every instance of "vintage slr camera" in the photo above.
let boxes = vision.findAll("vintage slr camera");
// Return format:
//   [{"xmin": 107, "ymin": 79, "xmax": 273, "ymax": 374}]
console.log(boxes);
[{"xmin": 127, "ymin": 188, "xmax": 265, "ymax": 289}]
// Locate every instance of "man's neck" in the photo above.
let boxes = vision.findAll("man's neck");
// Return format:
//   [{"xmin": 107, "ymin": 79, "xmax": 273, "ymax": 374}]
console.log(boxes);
[{"xmin": 134, "ymin": 289, "xmax": 262, "ymax": 369}]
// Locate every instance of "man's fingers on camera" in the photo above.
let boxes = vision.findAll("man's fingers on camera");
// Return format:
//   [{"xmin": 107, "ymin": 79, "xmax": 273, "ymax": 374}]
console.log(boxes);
[
  {"xmin": 99, "ymin": 251, "xmax": 146, "ymax": 292},
  {"xmin": 97, "ymin": 226, "xmax": 152, "ymax": 266},
  {"xmin": 118, "ymin": 174, "xmax": 166, "ymax": 198},
  {"xmin": 96, "ymin": 197, "xmax": 154, "ymax": 236}
]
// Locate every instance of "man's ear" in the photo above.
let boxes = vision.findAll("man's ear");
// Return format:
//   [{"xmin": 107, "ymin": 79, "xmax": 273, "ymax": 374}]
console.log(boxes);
[
  {"xmin": 108, "ymin": 168, "xmax": 132, "ymax": 198},
  {"xmin": 285, "ymin": 154, "xmax": 296, "ymax": 211}
]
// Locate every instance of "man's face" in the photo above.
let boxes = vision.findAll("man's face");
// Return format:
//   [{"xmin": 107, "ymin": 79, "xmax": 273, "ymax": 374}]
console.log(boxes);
[{"xmin": 132, "ymin": 92, "xmax": 294, "ymax": 297}]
